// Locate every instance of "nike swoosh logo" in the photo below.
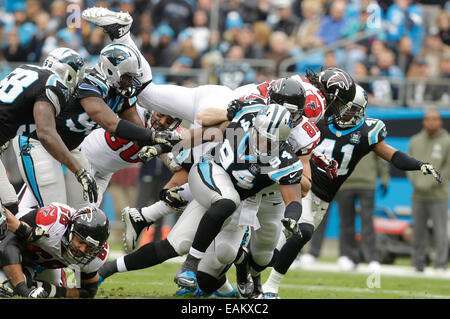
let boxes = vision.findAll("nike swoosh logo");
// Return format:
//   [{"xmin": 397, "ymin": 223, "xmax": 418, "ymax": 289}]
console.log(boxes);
[{"xmin": 289, "ymin": 173, "xmax": 297, "ymax": 178}]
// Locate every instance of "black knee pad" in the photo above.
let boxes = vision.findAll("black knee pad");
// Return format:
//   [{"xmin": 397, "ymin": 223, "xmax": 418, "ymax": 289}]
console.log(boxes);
[
  {"xmin": 197, "ymin": 271, "xmax": 226, "ymax": 294},
  {"xmin": 208, "ymin": 199, "xmax": 237, "ymax": 222},
  {"xmin": 298, "ymin": 223, "xmax": 314, "ymax": 242}
]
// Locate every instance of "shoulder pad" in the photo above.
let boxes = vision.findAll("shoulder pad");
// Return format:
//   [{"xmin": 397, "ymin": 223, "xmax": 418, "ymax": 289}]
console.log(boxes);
[
  {"xmin": 365, "ymin": 118, "xmax": 387, "ymax": 146},
  {"xmin": 82, "ymin": 242, "xmax": 110, "ymax": 273},
  {"xmin": 45, "ymin": 75, "xmax": 70, "ymax": 116},
  {"xmin": 79, "ymin": 73, "xmax": 110, "ymax": 98},
  {"xmin": 233, "ymin": 104, "xmax": 265, "ymax": 122}
]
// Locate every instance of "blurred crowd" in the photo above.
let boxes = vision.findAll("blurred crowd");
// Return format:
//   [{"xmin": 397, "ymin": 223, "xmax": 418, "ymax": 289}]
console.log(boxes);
[{"xmin": 0, "ymin": 0, "xmax": 449, "ymax": 106}]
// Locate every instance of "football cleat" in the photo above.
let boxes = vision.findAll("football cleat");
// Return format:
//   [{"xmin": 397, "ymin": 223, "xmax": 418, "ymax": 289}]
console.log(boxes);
[
  {"xmin": 263, "ymin": 292, "xmax": 280, "ymax": 299},
  {"xmin": 82, "ymin": 7, "xmax": 133, "ymax": 40},
  {"xmin": 175, "ymin": 287, "xmax": 211, "ymax": 298},
  {"xmin": 236, "ymin": 271, "xmax": 254, "ymax": 298},
  {"xmin": 174, "ymin": 270, "xmax": 198, "ymax": 291},
  {"xmin": 213, "ymin": 286, "xmax": 242, "ymax": 299},
  {"xmin": 249, "ymin": 274, "xmax": 264, "ymax": 299},
  {"xmin": 121, "ymin": 206, "xmax": 151, "ymax": 253}
]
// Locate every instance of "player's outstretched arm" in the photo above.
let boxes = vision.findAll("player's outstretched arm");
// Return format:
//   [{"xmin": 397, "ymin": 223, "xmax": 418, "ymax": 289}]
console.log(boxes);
[
  {"xmin": 373, "ymin": 140, "xmax": 442, "ymax": 183},
  {"xmin": 34, "ymin": 101, "xmax": 99, "ymax": 203},
  {"xmin": 34, "ymin": 101, "xmax": 85, "ymax": 175}
]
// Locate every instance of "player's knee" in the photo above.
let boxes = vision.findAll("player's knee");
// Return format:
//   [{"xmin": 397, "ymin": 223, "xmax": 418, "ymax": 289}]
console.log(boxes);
[
  {"xmin": 215, "ymin": 242, "xmax": 239, "ymax": 265},
  {"xmin": 208, "ymin": 198, "xmax": 237, "ymax": 222},
  {"xmin": 250, "ymin": 251, "xmax": 273, "ymax": 269},
  {"xmin": 298, "ymin": 223, "xmax": 314, "ymax": 242}
]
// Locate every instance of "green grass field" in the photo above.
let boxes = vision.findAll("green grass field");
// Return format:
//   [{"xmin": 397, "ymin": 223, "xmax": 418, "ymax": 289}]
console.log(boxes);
[{"xmin": 95, "ymin": 259, "xmax": 450, "ymax": 299}]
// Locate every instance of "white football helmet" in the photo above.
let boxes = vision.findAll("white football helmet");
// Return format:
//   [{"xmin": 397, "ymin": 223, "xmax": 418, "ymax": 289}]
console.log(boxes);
[
  {"xmin": 43, "ymin": 47, "xmax": 86, "ymax": 95},
  {"xmin": 95, "ymin": 43, "xmax": 143, "ymax": 98},
  {"xmin": 334, "ymin": 84, "xmax": 368, "ymax": 128},
  {"xmin": 250, "ymin": 104, "xmax": 292, "ymax": 156}
]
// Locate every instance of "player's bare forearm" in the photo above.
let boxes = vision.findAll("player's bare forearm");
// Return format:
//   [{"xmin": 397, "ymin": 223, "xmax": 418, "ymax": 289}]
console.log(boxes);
[
  {"xmin": 163, "ymin": 169, "xmax": 189, "ymax": 189},
  {"xmin": 81, "ymin": 96, "xmax": 120, "ymax": 134},
  {"xmin": 34, "ymin": 102, "xmax": 82, "ymax": 174},
  {"xmin": 196, "ymin": 108, "xmax": 228, "ymax": 126},
  {"xmin": 299, "ymin": 154, "xmax": 312, "ymax": 197},
  {"xmin": 5, "ymin": 209, "xmax": 20, "ymax": 232},
  {"xmin": 119, "ymin": 105, "xmax": 145, "ymax": 127}
]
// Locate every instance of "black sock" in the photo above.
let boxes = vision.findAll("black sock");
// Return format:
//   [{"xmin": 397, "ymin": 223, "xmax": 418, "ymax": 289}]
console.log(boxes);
[
  {"xmin": 273, "ymin": 234, "xmax": 307, "ymax": 275},
  {"xmin": 124, "ymin": 239, "xmax": 178, "ymax": 271},
  {"xmin": 191, "ymin": 199, "xmax": 236, "ymax": 253}
]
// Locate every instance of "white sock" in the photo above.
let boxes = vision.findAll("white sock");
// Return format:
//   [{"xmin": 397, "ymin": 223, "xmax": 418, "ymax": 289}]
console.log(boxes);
[
  {"xmin": 188, "ymin": 247, "xmax": 205, "ymax": 260},
  {"xmin": 262, "ymin": 269, "xmax": 284, "ymax": 294},
  {"xmin": 141, "ymin": 200, "xmax": 175, "ymax": 224},
  {"xmin": 116, "ymin": 256, "xmax": 127, "ymax": 273},
  {"xmin": 216, "ymin": 278, "xmax": 234, "ymax": 295}
]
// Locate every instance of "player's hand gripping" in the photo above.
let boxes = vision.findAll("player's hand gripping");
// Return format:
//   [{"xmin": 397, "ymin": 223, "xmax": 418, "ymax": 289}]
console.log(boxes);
[
  {"xmin": 311, "ymin": 150, "xmax": 338, "ymax": 179},
  {"xmin": 420, "ymin": 163, "xmax": 442, "ymax": 183},
  {"xmin": 281, "ymin": 218, "xmax": 301, "ymax": 240},
  {"xmin": 160, "ymin": 186, "xmax": 189, "ymax": 211},
  {"xmin": 138, "ymin": 145, "xmax": 160, "ymax": 163},
  {"xmin": 150, "ymin": 129, "xmax": 183, "ymax": 148},
  {"xmin": 76, "ymin": 168, "xmax": 99, "ymax": 203},
  {"xmin": 15, "ymin": 222, "xmax": 49, "ymax": 242},
  {"xmin": 13, "ymin": 282, "xmax": 48, "ymax": 298}
]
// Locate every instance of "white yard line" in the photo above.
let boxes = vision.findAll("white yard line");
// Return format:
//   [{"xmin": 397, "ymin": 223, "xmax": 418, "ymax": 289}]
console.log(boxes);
[{"xmin": 279, "ymin": 283, "xmax": 450, "ymax": 299}]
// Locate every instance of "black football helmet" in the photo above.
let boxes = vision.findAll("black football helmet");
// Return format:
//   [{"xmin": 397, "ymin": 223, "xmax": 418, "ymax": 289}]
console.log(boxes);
[
  {"xmin": 318, "ymin": 68, "xmax": 356, "ymax": 120},
  {"xmin": 267, "ymin": 78, "xmax": 306, "ymax": 127},
  {"xmin": 62, "ymin": 205, "xmax": 110, "ymax": 265}
]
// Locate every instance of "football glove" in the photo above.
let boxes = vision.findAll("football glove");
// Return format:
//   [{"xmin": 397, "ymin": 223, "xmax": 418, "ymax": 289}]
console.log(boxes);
[
  {"xmin": 137, "ymin": 145, "xmax": 160, "ymax": 163},
  {"xmin": 0, "ymin": 141, "xmax": 9, "ymax": 155},
  {"xmin": 281, "ymin": 217, "xmax": 301, "ymax": 240},
  {"xmin": 226, "ymin": 99, "xmax": 245, "ymax": 121},
  {"xmin": 13, "ymin": 281, "xmax": 48, "ymax": 298},
  {"xmin": 15, "ymin": 222, "xmax": 49, "ymax": 242},
  {"xmin": 76, "ymin": 168, "xmax": 98, "ymax": 203},
  {"xmin": 150, "ymin": 130, "xmax": 182, "ymax": 148},
  {"xmin": 311, "ymin": 150, "xmax": 338, "ymax": 179},
  {"xmin": 160, "ymin": 186, "xmax": 189, "ymax": 212},
  {"xmin": 420, "ymin": 163, "xmax": 442, "ymax": 183}
]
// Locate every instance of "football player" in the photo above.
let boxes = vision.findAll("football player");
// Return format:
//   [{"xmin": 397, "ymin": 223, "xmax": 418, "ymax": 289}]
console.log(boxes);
[
  {"xmin": 260, "ymin": 85, "xmax": 442, "ymax": 298},
  {"xmin": 12, "ymin": 44, "xmax": 181, "ymax": 211},
  {"xmin": 0, "ymin": 47, "xmax": 94, "ymax": 216},
  {"xmin": 0, "ymin": 203, "xmax": 110, "ymax": 298}
]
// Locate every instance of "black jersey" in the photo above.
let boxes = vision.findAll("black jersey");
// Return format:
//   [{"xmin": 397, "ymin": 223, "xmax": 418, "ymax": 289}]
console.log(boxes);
[
  {"xmin": 177, "ymin": 104, "xmax": 303, "ymax": 200},
  {"xmin": 45, "ymin": 69, "xmax": 137, "ymax": 150},
  {"xmin": 311, "ymin": 117, "xmax": 388, "ymax": 202},
  {"xmin": 0, "ymin": 65, "xmax": 69, "ymax": 145}
]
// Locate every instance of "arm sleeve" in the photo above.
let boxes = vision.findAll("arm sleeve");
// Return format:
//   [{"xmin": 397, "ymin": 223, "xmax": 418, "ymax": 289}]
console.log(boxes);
[{"xmin": 391, "ymin": 150, "xmax": 422, "ymax": 171}]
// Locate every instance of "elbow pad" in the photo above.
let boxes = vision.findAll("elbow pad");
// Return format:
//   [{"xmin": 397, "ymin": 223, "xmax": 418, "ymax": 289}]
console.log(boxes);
[
  {"xmin": 391, "ymin": 151, "xmax": 422, "ymax": 171},
  {"xmin": 284, "ymin": 201, "xmax": 302, "ymax": 221}
]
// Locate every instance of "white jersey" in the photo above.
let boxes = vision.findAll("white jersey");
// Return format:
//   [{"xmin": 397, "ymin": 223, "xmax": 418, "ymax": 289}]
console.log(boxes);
[
  {"xmin": 288, "ymin": 116, "xmax": 321, "ymax": 156},
  {"xmin": 80, "ymin": 106, "xmax": 147, "ymax": 177},
  {"xmin": 23, "ymin": 202, "xmax": 109, "ymax": 274}
]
